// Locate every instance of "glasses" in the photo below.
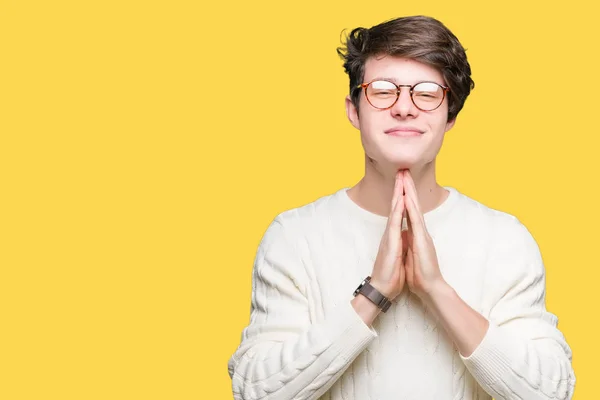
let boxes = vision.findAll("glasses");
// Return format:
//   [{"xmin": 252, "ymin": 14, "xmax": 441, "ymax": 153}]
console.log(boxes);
[{"xmin": 356, "ymin": 80, "xmax": 450, "ymax": 111}]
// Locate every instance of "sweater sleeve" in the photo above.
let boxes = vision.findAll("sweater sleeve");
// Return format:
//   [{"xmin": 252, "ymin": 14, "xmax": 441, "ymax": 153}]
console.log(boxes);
[
  {"xmin": 228, "ymin": 216, "xmax": 377, "ymax": 400},
  {"xmin": 460, "ymin": 217, "xmax": 576, "ymax": 399}
]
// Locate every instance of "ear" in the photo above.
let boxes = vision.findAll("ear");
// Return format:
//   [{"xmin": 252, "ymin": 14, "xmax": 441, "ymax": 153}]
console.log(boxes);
[
  {"xmin": 445, "ymin": 117, "xmax": 456, "ymax": 133},
  {"xmin": 345, "ymin": 95, "xmax": 360, "ymax": 130}
]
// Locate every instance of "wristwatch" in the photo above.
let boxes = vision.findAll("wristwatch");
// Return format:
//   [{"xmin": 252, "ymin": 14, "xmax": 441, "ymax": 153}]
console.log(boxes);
[{"xmin": 353, "ymin": 276, "xmax": 392, "ymax": 312}]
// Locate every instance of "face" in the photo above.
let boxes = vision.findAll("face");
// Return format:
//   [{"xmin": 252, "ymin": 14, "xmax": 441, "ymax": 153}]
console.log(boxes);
[{"xmin": 346, "ymin": 55, "xmax": 455, "ymax": 173}]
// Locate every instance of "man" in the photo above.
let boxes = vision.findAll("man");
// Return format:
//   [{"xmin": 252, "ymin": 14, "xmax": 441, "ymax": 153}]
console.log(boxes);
[{"xmin": 228, "ymin": 15, "xmax": 575, "ymax": 400}]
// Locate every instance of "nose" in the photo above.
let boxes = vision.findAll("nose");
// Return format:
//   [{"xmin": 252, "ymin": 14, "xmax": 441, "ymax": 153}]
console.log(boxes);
[{"xmin": 391, "ymin": 87, "xmax": 418, "ymax": 118}]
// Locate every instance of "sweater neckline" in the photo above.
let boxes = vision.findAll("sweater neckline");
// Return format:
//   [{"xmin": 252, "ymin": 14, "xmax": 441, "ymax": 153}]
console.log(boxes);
[{"xmin": 336, "ymin": 185, "xmax": 460, "ymax": 228}]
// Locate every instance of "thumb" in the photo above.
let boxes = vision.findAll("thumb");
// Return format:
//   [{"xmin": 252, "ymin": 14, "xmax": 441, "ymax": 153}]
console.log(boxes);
[{"xmin": 401, "ymin": 229, "xmax": 408, "ymax": 264}]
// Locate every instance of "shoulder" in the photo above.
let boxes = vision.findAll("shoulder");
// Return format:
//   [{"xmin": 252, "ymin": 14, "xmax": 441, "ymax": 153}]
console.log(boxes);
[
  {"xmin": 269, "ymin": 187, "xmax": 347, "ymax": 234},
  {"xmin": 449, "ymin": 188, "xmax": 542, "ymax": 264},
  {"xmin": 452, "ymin": 188, "xmax": 544, "ymax": 276},
  {"xmin": 452, "ymin": 189, "xmax": 537, "ymax": 241},
  {"xmin": 255, "ymin": 187, "xmax": 347, "ymax": 251},
  {"xmin": 450, "ymin": 190, "xmax": 548, "ymax": 307},
  {"xmin": 251, "ymin": 189, "xmax": 346, "ymax": 281}
]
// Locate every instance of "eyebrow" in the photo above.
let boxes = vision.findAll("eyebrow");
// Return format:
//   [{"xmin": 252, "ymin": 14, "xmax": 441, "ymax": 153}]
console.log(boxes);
[
  {"xmin": 369, "ymin": 77, "xmax": 445, "ymax": 86},
  {"xmin": 372, "ymin": 76, "xmax": 400, "ymax": 83}
]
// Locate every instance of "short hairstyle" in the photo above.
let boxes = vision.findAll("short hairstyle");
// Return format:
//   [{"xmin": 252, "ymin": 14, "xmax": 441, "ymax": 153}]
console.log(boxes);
[{"xmin": 337, "ymin": 15, "xmax": 475, "ymax": 121}]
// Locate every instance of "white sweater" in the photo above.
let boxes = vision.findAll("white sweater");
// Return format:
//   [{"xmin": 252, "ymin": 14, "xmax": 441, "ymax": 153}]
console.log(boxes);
[{"xmin": 228, "ymin": 186, "xmax": 576, "ymax": 400}]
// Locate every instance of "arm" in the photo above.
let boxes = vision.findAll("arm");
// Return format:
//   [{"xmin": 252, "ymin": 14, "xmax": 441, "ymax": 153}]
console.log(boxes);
[
  {"xmin": 425, "ymin": 219, "xmax": 575, "ymax": 400},
  {"xmin": 228, "ymin": 217, "xmax": 377, "ymax": 400},
  {"xmin": 421, "ymin": 281, "xmax": 488, "ymax": 358}
]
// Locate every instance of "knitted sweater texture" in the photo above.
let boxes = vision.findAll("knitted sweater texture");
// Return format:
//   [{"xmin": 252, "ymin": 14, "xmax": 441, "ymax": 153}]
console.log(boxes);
[{"xmin": 228, "ymin": 187, "xmax": 575, "ymax": 400}]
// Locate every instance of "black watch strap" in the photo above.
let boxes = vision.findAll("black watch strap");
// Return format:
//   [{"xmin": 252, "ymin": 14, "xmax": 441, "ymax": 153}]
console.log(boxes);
[{"xmin": 353, "ymin": 276, "xmax": 392, "ymax": 312}]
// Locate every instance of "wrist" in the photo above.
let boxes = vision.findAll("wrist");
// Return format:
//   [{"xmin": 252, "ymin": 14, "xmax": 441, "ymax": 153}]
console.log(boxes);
[
  {"xmin": 422, "ymin": 278, "xmax": 453, "ymax": 307},
  {"xmin": 354, "ymin": 276, "xmax": 393, "ymax": 312},
  {"xmin": 368, "ymin": 277, "xmax": 395, "ymax": 299},
  {"xmin": 369, "ymin": 276, "xmax": 398, "ymax": 301},
  {"xmin": 351, "ymin": 294, "xmax": 381, "ymax": 327}
]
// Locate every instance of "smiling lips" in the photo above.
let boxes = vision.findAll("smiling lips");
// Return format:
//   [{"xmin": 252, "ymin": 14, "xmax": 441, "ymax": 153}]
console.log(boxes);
[{"xmin": 384, "ymin": 126, "xmax": 424, "ymax": 137}]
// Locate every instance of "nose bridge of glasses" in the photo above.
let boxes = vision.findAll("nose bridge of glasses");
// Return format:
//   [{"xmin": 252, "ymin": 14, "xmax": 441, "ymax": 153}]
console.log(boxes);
[
  {"xmin": 389, "ymin": 84, "xmax": 412, "ymax": 98},
  {"xmin": 395, "ymin": 84, "xmax": 415, "ymax": 105}
]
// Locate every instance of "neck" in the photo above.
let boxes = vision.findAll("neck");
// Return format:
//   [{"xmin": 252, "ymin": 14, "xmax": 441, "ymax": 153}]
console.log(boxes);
[{"xmin": 346, "ymin": 157, "xmax": 448, "ymax": 217}]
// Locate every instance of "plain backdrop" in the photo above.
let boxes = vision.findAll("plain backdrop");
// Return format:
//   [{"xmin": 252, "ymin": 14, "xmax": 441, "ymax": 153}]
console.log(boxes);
[{"xmin": 0, "ymin": 1, "xmax": 597, "ymax": 399}]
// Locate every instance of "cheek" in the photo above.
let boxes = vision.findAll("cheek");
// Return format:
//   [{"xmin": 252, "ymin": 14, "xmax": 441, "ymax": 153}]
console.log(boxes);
[
  {"xmin": 433, "ymin": 120, "xmax": 448, "ymax": 134},
  {"xmin": 358, "ymin": 110, "xmax": 383, "ymax": 134},
  {"xmin": 358, "ymin": 115, "xmax": 384, "ymax": 149},
  {"xmin": 428, "ymin": 111, "xmax": 450, "ymax": 134},
  {"xmin": 357, "ymin": 117, "xmax": 384, "ymax": 157}
]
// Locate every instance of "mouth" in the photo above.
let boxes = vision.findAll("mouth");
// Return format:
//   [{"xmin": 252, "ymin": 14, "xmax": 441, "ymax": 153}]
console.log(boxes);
[{"xmin": 384, "ymin": 128, "xmax": 423, "ymax": 137}]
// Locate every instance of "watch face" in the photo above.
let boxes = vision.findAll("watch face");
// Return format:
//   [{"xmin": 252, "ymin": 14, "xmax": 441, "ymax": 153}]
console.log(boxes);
[{"xmin": 353, "ymin": 278, "xmax": 368, "ymax": 297}]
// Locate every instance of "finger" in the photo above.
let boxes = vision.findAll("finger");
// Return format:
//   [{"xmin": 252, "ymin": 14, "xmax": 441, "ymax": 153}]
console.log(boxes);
[
  {"xmin": 401, "ymin": 228, "xmax": 409, "ymax": 262},
  {"xmin": 405, "ymin": 247, "xmax": 414, "ymax": 284},
  {"xmin": 405, "ymin": 188, "xmax": 425, "ymax": 239},
  {"xmin": 406, "ymin": 213, "xmax": 414, "ymax": 248},
  {"xmin": 389, "ymin": 178, "xmax": 405, "ymax": 233},
  {"xmin": 402, "ymin": 170, "xmax": 422, "ymax": 215},
  {"xmin": 390, "ymin": 170, "xmax": 403, "ymax": 215},
  {"xmin": 403, "ymin": 171, "xmax": 426, "ymax": 225}
]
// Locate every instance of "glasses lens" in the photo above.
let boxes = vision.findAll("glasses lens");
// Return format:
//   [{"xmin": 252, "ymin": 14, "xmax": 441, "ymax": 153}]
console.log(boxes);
[
  {"xmin": 412, "ymin": 82, "xmax": 445, "ymax": 111},
  {"xmin": 366, "ymin": 80, "xmax": 398, "ymax": 109}
]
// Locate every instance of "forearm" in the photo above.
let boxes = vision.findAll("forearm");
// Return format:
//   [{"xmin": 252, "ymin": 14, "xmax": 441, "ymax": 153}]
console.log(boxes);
[
  {"xmin": 351, "ymin": 293, "xmax": 382, "ymax": 327},
  {"xmin": 229, "ymin": 301, "xmax": 376, "ymax": 400},
  {"xmin": 422, "ymin": 279, "xmax": 489, "ymax": 357},
  {"xmin": 423, "ymin": 280, "xmax": 575, "ymax": 399}
]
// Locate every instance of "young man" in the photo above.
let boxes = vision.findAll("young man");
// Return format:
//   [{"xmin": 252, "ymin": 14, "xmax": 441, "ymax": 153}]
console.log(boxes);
[{"xmin": 228, "ymin": 15, "xmax": 575, "ymax": 400}]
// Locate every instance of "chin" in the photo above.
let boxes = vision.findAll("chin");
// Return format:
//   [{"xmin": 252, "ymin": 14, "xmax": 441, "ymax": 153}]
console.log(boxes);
[
  {"xmin": 366, "ymin": 147, "xmax": 426, "ymax": 171},
  {"xmin": 371, "ymin": 157, "xmax": 421, "ymax": 173},
  {"xmin": 387, "ymin": 155, "xmax": 422, "ymax": 170}
]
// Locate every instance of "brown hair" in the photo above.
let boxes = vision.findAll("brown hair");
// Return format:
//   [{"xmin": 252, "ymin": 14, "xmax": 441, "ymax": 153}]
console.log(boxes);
[{"xmin": 337, "ymin": 15, "xmax": 475, "ymax": 121}]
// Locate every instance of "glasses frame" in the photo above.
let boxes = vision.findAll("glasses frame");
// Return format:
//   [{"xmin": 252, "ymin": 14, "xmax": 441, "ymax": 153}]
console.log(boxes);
[{"xmin": 356, "ymin": 80, "xmax": 451, "ymax": 112}]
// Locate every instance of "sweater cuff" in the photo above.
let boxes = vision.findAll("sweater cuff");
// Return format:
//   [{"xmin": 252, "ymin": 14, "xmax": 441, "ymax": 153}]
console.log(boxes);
[
  {"xmin": 324, "ymin": 299, "xmax": 378, "ymax": 362},
  {"xmin": 459, "ymin": 322, "xmax": 524, "ymax": 388}
]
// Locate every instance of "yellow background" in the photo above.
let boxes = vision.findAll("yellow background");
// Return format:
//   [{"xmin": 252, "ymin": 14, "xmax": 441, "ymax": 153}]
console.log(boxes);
[{"xmin": 0, "ymin": 0, "xmax": 596, "ymax": 399}]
